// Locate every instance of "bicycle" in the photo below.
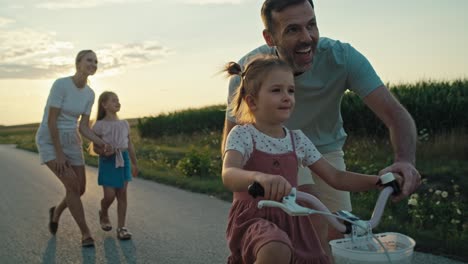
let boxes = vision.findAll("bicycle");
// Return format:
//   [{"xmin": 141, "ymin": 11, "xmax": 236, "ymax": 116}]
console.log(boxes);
[{"xmin": 248, "ymin": 172, "xmax": 416, "ymax": 264}]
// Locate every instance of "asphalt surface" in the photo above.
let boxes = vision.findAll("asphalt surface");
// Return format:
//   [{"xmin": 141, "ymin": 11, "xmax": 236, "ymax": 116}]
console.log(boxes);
[{"xmin": 0, "ymin": 144, "xmax": 465, "ymax": 264}]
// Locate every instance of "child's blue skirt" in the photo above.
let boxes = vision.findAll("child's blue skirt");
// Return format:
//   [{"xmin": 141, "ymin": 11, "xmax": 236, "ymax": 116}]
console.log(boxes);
[{"xmin": 98, "ymin": 150, "xmax": 132, "ymax": 188}]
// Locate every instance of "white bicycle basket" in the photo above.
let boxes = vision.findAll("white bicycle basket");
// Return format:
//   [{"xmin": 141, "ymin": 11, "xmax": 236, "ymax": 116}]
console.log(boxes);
[{"xmin": 329, "ymin": 232, "xmax": 416, "ymax": 264}]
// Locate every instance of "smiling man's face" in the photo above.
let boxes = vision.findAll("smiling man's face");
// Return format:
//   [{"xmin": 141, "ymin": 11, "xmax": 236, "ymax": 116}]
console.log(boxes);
[{"xmin": 263, "ymin": 0, "xmax": 319, "ymax": 74}]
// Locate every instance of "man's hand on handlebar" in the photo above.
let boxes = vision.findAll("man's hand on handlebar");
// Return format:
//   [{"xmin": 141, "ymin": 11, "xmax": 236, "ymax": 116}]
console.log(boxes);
[
  {"xmin": 393, "ymin": 173, "xmax": 404, "ymax": 193},
  {"xmin": 380, "ymin": 162, "xmax": 421, "ymax": 202}
]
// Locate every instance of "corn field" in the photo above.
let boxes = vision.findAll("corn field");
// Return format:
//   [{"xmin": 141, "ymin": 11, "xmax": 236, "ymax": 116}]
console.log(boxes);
[{"xmin": 139, "ymin": 79, "xmax": 468, "ymax": 138}]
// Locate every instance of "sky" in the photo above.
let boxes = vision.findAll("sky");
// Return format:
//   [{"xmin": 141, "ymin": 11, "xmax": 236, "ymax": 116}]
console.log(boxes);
[{"xmin": 0, "ymin": 0, "xmax": 467, "ymax": 126}]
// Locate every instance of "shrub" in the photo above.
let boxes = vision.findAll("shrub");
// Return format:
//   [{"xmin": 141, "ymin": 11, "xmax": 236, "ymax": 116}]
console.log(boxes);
[
  {"xmin": 138, "ymin": 105, "xmax": 226, "ymax": 138},
  {"xmin": 407, "ymin": 178, "xmax": 467, "ymax": 239},
  {"xmin": 176, "ymin": 146, "xmax": 218, "ymax": 178}
]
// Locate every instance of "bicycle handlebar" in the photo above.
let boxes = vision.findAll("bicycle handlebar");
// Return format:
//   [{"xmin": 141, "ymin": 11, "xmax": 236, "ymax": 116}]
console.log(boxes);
[{"xmin": 247, "ymin": 172, "xmax": 401, "ymax": 235}]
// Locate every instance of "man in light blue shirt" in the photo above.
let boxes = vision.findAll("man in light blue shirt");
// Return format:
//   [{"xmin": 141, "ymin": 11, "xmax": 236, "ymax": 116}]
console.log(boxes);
[{"xmin": 222, "ymin": 0, "xmax": 421, "ymax": 253}]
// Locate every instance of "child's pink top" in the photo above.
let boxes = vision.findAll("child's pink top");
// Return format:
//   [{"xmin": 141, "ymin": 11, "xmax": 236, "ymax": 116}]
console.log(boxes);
[{"xmin": 92, "ymin": 120, "xmax": 130, "ymax": 168}]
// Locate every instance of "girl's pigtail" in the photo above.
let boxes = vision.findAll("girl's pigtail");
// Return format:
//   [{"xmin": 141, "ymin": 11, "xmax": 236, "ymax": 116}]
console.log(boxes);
[
  {"xmin": 225, "ymin": 62, "xmax": 246, "ymax": 122},
  {"xmin": 225, "ymin": 61, "xmax": 242, "ymax": 75}
]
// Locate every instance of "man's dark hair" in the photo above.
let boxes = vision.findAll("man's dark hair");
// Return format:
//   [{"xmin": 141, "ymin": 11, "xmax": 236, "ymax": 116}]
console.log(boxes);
[{"xmin": 261, "ymin": 0, "xmax": 314, "ymax": 32}]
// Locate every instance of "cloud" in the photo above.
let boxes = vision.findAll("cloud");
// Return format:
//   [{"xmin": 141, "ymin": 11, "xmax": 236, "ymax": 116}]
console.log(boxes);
[
  {"xmin": 36, "ymin": 0, "xmax": 149, "ymax": 9},
  {"xmin": 0, "ymin": 26, "xmax": 171, "ymax": 79},
  {"xmin": 33, "ymin": 0, "xmax": 245, "ymax": 9},
  {"xmin": 181, "ymin": 0, "xmax": 246, "ymax": 4},
  {"xmin": 0, "ymin": 28, "xmax": 74, "ymax": 79},
  {"xmin": 0, "ymin": 64, "xmax": 66, "ymax": 79},
  {"xmin": 95, "ymin": 42, "xmax": 172, "ymax": 75},
  {"xmin": 0, "ymin": 17, "xmax": 15, "ymax": 27}
]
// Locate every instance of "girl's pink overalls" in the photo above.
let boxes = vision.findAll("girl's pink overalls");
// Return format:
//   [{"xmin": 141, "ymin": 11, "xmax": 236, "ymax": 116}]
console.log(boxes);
[{"xmin": 226, "ymin": 132, "xmax": 331, "ymax": 264}]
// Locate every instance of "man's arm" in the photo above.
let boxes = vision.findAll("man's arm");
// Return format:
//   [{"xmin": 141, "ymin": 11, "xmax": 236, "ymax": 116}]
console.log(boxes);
[
  {"xmin": 222, "ymin": 75, "xmax": 238, "ymax": 156},
  {"xmin": 221, "ymin": 118, "xmax": 236, "ymax": 155},
  {"xmin": 363, "ymin": 85, "xmax": 421, "ymax": 201}
]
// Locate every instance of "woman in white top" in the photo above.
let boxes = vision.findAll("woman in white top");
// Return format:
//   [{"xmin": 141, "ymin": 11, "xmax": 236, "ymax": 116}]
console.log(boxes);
[{"xmin": 35, "ymin": 50, "xmax": 109, "ymax": 247}]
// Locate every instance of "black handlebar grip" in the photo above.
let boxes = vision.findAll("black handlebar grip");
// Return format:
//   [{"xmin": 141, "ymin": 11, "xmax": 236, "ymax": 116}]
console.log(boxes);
[
  {"xmin": 379, "ymin": 172, "xmax": 402, "ymax": 196},
  {"xmin": 388, "ymin": 180, "xmax": 401, "ymax": 196},
  {"xmin": 248, "ymin": 182, "xmax": 264, "ymax": 198}
]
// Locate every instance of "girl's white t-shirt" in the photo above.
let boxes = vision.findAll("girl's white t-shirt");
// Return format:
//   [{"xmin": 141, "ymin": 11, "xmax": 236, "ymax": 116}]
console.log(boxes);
[{"xmin": 224, "ymin": 124, "xmax": 322, "ymax": 167}]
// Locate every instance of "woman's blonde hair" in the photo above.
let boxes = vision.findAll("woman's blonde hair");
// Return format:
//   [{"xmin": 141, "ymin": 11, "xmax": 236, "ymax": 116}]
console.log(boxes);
[
  {"xmin": 225, "ymin": 55, "xmax": 292, "ymax": 124},
  {"xmin": 75, "ymin": 50, "xmax": 95, "ymax": 71}
]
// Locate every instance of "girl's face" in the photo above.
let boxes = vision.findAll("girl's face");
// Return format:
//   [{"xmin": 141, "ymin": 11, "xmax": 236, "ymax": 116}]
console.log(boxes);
[
  {"xmin": 248, "ymin": 67, "xmax": 295, "ymax": 125},
  {"xmin": 77, "ymin": 52, "xmax": 98, "ymax": 76},
  {"xmin": 103, "ymin": 94, "xmax": 121, "ymax": 114}
]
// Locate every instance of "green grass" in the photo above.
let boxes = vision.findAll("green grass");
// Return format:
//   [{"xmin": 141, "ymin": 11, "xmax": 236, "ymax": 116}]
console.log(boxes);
[{"xmin": 0, "ymin": 123, "xmax": 226, "ymax": 198}]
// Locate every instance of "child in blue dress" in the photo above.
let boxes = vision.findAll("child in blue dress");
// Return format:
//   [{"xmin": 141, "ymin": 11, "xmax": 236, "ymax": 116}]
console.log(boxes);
[{"xmin": 92, "ymin": 91, "xmax": 138, "ymax": 240}]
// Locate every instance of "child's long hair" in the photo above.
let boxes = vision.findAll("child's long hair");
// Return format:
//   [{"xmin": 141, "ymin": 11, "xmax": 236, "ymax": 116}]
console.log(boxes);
[
  {"xmin": 225, "ymin": 55, "xmax": 292, "ymax": 124},
  {"xmin": 96, "ymin": 91, "xmax": 117, "ymax": 121},
  {"xmin": 88, "ymin": 91, "xmax": 118, "ymax": 155}
]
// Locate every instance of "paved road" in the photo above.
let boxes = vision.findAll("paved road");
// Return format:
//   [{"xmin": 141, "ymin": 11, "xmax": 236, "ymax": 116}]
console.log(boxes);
[
  {"xmin": 0, "ymin": 144, "xmax": 231, "ymax": 263},
  {"xmin": 0, "ymin": 145, "xmax": 464, "ymax": 264}
]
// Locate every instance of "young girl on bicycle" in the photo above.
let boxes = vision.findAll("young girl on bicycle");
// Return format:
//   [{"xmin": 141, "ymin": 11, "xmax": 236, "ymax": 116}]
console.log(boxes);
[
  {"xmin": 222, "ymin": 55, "xmax": 402, "ymax": 264},
  {"xmin": 91, "ymin": 91, "xmax": 138, "ymax": 240}
]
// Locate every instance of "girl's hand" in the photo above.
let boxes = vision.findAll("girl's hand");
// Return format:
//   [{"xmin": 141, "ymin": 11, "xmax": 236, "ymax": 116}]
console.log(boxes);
[
  {"xmin": 93, "ymin": 144, "xmax": 104, "ymax": 155},
  {"xmin": 254, "ymin": 173, "xmax": 292, "ymax": 201},
  {"xmin": 131, "ymin": 166, "xmax": 139, "ymax": 177},
  {"xmin": 102, "ymin": 144, "xmax": 115, "ymax": 157}
]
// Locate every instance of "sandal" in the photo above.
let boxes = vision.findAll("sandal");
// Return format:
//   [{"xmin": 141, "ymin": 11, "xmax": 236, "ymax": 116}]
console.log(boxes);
[
  {"xmin": 81, "ymin": 237, "xmax": 95, "ymax": 247},
  {"xmin": 99, "ymin": 210, "xmax": 112, "ymax": 231},
  {"xmin": 49, "ymin": 207, "xmax": 58, "ymax": 235},
  {"xmin": 117, "ymin": 227, "xmax": 132, "ymax": 240}
]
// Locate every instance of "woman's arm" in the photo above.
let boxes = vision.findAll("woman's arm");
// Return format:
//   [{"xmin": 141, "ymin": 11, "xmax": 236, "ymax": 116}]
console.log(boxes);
[
  {"xmin": 92, "ymin": 137, "xmax": 114, "ymax": 156},
  {"xmin": 48, "ymin": 107, "xmax": 68, "ymax": 175},
  {"xmin": 78, "ymin": 114, "xmax": 106, "ymax": 147},
  {"xmin": 222, "ymin": 150, "xmax": 291, "ymax": 201},
  {"xmin": 308, "ymin": 158, "xmax": 380, "ymax": 192}
]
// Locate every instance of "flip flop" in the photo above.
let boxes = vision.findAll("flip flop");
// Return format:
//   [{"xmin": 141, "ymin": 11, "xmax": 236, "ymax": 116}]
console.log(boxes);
[
  {"xmin": 99, "ymin": 210, "xmax": 112, "ymax": 231},
  {"xmin": 49, "ymin": 206, "xmax": 58, "ymax": 235},
  {"xmin": 81, "ymin": 237, "xmax": 95, "ymax": 247}
]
